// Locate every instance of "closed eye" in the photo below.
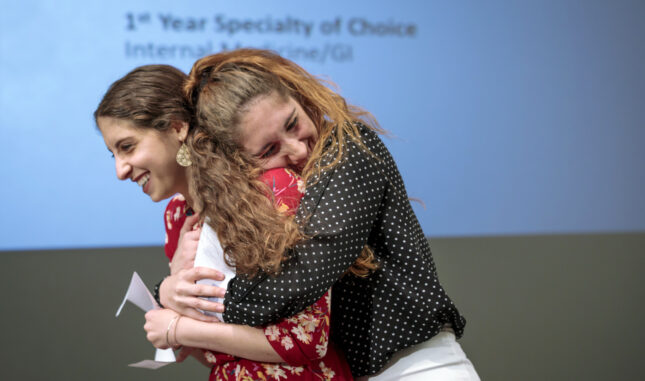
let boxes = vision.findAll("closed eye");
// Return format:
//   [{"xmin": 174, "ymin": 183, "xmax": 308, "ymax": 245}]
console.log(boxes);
[
  {"xmin": 260, "ymin": 144, "xmax": 278, "ymax": 159},
  {"xmin": 286, "ymin": 116, "xmax": 298, "ymax": 132},
  {"xmin": 118, "ymin": 142, "xmax": 134, "ymax": 153},
  {"xmin": 256, "ymin": 108, "xmax": 297, "ymax": 159}
]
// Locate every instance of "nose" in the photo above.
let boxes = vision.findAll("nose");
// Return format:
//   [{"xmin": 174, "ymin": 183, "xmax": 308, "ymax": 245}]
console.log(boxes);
[
  {"xmin": 284, "ymin": 138, "xmax": 307, "ymax": 165},
  {"xmin": 115, "ymin": 156, "xmax": 132, "ymax": 180}
]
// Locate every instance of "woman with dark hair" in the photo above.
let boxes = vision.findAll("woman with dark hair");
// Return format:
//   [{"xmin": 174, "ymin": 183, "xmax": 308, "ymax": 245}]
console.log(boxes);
[{"xmin": 95, "ymin": 64, "xmax": 355, "ymax": 380}]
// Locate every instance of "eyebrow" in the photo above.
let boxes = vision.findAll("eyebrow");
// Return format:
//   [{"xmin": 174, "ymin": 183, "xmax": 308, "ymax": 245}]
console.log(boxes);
[{"xmin": 255, "ymin": 107, "xmax": 297, "ymax": 156}]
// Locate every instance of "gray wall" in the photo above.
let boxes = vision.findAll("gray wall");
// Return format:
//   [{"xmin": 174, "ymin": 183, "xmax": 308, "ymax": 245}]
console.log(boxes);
[{"xmin": 2, "ymin": 233, "xmax": 644, "ymax": 380}]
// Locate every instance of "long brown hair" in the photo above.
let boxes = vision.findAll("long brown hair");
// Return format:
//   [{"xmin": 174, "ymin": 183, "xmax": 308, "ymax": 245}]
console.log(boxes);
[
  {"xmin": 185, "ymin": 49, "xmax": 380, "ymax": 278},
  {"xmin": 94, "ymin": 65, "xmax": 191, "ymax": 130}
]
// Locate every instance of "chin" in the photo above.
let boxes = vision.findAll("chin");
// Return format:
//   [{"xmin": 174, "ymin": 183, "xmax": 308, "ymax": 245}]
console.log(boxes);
[
  {"xmin": 151, "ymin": 190, "xmax": 176, "ymax": 203},
  {"xmin": 149, "ymin": 193, "xmax": 163, "ymax": 203}
]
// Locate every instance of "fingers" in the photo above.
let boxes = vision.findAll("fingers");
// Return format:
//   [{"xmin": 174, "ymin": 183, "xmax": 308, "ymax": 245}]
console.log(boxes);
[
  {"xmin": 172, "ymin": 292, "xmax": 225, "ymax": 315},
  {"xmin": 174, "ymin": 231, "xmax": 199, "ymax": 257},
  {"xmin": 180, "ymin": 304, "xmax": 223, "ymax": 322},
  {"xmin": 191, "ymin": 282, "xmax": 226, "ymax": 298},
  {"xmin": 190, "ymin": 295, "xmax": 225, "ymax": 314},
  {"xmin": 182, "ymin": 229, "xmax": 201, "ymax": 241},
  {"xmin": 160, "ymin": 269, "xmax": 226, "ymax": 319},
  {"xmin": 180, "ymin": 213, "xmax": 201, "ymax": 234},
  {"xmin": 170, "ymin": 229, "xmax": 201, "ymax": 273},
  {"xmin": 176, "ymin": 230, "xmax": 200, "ymax": 252},
  {"xmin": 143, "ymin": 310, "xmax": 172, "ymax": 349},
  {"xmin": 186, "ymin": 266, "xmax": 226, "ymax": 282}
]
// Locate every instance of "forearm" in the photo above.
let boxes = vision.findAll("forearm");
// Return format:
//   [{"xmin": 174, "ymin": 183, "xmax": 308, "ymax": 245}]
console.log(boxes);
[
  {"xmin": 174, "ymin": 317, "xmax": 283, "ymax": 363},
  {"xmin": 224, "ymin": 160, "xmax": 383, "ymax": 326}
]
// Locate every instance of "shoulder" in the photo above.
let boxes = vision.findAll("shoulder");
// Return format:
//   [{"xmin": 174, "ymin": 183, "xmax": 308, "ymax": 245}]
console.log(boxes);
[
  {"xmin": 260, "ymin": 168, "xmax": 303, "ymax": 191},
  {"xmin": 164, "ymin": 194, "xmax": 188, "ymax": 260},
  {"xmin": 260, "ymin": 168, "xmax": 304, "ymax": 215},
  {"xmin": 164, "ymin": 194, "xmax": 187, "ymax": 232},
  {"xmin": 165, "ymin": 194, "xmax": 187, "ymax": 212},
  {"xmin": 355, "ymin": 122, "xmax": 388, "ymax": 156}
]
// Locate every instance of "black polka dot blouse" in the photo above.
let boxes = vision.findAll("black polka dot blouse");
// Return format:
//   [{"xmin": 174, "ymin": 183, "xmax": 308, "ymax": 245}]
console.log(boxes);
[{"xmin": 223, "ymin": 125, "xmax": 466, "ymax": 377}]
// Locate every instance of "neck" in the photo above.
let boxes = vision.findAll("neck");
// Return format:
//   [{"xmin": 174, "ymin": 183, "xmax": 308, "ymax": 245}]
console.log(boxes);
[{"xmin": 178, "ymin": 167, "xmax": 193, "ymax": 207}]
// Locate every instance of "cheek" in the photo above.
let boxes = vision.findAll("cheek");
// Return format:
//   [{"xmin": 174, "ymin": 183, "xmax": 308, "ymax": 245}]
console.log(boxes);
[
  {"xmin": 260, "ymin": 157, "xmax": 283, "ymax": 171},
  {"xmin": 306, "ymin": 121, "xmax": 318, "ymax": 142},
  {"xmin": 155, "ymin": 151, "xmax": 179, "ymax": 181}
]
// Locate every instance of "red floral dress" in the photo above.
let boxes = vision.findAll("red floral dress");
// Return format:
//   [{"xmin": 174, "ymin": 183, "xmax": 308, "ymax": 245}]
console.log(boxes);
[{"xmin": 163, "ymin": 168, "xmax": 353, "ymax": 381}]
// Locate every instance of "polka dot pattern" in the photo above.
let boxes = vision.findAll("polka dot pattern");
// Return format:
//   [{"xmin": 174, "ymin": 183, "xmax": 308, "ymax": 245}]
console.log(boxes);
[{"xmin": 224, "ymin": 125, "xmax": 466, "ymax": 377}]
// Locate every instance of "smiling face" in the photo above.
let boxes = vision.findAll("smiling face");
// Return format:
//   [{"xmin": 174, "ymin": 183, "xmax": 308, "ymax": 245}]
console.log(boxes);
[
  {"xmin": 238, "ymin": 93, "xmax": 318, "ymax": 173},
  {"xmin": 97, "ymin": 116, "xmax": 189, "ymax": 202}
]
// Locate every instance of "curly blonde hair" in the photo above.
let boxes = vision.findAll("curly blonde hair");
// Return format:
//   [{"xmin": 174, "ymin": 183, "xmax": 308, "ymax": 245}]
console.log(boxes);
[{"xmin": 185, "ymin": 49, "xmax": 381, "ymax": 278}]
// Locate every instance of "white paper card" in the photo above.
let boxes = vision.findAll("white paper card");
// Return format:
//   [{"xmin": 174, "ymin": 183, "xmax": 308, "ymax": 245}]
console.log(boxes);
[
  {"xmin": 116, "ymin": 271, "xmax": 157, "ymax": 316},
  {"xmin": 128, "ymin": 360, "xmax": 172, "ymax": 370},
  {"xmin": 116, "ymin": 272, "xmax": 176, "ymax": 368},
  {"xmin": 154, "ymin": 348, "xmax": 176, "ymax": 362}
]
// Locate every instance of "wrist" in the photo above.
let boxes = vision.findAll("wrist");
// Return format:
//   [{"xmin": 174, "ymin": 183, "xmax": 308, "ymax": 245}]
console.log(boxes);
[
  {"xmin": 165, "ymin": 314, "xmax": 180, "ymax": 347},
  {"xmin": 154, "ymin": 277, "xmax": 167, "ymax": 308},
  {"xmin": 173, "ymin": 316, "xmax": 183, "ymax": 347}
]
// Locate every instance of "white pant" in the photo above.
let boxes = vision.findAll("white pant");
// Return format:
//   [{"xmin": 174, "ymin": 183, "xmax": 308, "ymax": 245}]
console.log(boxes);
[{"xmin": 358, "ymin": 330, "xmax": 480, "ymax": 381}]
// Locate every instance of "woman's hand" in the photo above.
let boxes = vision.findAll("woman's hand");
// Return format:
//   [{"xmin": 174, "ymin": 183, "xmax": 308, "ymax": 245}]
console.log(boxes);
[
  {"xmin": 175, "ymin": 346, "xmax": 212, "ymax": 367},
  {"xmin": 144, "ymin": 308, "xmax": 181, "ymax": 349},
  {"xmin": 159, "ymin": 267, "xmax": 226, "ymax": 322},
  {"xmin": 175, "ymin": 346, "xmax": 197, "ymax": 363},
  {"xmin": 169, "ymin": 213, "xmax": 201, "ymax": 275}
]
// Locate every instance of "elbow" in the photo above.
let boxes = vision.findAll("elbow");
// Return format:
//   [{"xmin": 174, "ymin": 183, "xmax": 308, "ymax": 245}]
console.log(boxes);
[
  {"xmin": 278, "ymin": 340, "xmax": 329, "ymax": 367},
  {"xmin": 313, "ymin": 342, "xmax": 328, "ymax": 359},
  {"xmin": 297, "ymin": 341, "xmax": 329, "ymax": 364}
]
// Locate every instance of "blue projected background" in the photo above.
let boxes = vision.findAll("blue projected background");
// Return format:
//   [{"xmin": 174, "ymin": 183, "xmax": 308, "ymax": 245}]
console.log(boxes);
[{"xmin": 1, "ymin": 0, "xmax": 644, "ymax": 250}]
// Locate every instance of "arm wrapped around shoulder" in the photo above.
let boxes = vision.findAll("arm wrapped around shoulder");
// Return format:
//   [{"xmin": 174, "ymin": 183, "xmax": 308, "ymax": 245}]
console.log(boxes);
[{"xmin": 224, "ymin": 129, "xmax": 388, "ymax": 326}]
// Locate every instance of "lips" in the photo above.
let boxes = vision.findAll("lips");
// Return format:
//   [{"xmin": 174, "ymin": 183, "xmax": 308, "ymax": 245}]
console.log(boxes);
[{"xmin": 133, "ymin": 172, "xmax": 150, "ymax": 193}]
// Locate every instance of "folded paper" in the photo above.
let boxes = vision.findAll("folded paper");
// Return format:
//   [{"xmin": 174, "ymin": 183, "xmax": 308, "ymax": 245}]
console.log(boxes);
[{"xmin": 116, "ymin": 271, "xmax": 176, "ymax": 369}]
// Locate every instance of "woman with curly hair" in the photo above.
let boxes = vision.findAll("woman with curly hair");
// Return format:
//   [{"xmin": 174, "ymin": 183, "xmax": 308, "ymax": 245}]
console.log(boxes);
[{"xmin": 158, "ymin": 48, "xmax": 479, "ymax": 380}]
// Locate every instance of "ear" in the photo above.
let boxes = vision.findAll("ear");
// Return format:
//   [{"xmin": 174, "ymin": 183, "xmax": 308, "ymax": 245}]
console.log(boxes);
[{"xmin": 170, "ymin": 121, "xmax": 189, "ymax": 142}]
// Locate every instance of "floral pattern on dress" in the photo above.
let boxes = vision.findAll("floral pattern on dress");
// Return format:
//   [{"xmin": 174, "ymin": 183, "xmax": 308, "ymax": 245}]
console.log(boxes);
[
  {"xmin": 262, "ymin": 168, "xmax": 305, "ymax": 215},
  {"xmin": 163, "ymin": 194, "xmax": 188, "ymax": 260},
  {"xmin": 163, "ymin": 168, "xmax": 353, "ymax": 381},
  {"xmin": 274, "ymin": 290, "xmax": 331, "ymax": 362}
]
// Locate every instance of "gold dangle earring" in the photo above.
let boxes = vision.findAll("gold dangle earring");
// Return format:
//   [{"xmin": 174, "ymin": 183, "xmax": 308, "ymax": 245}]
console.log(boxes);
[{"xmin": 176, "ymin": 142, "xmax": 193, "ymax": 167}]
